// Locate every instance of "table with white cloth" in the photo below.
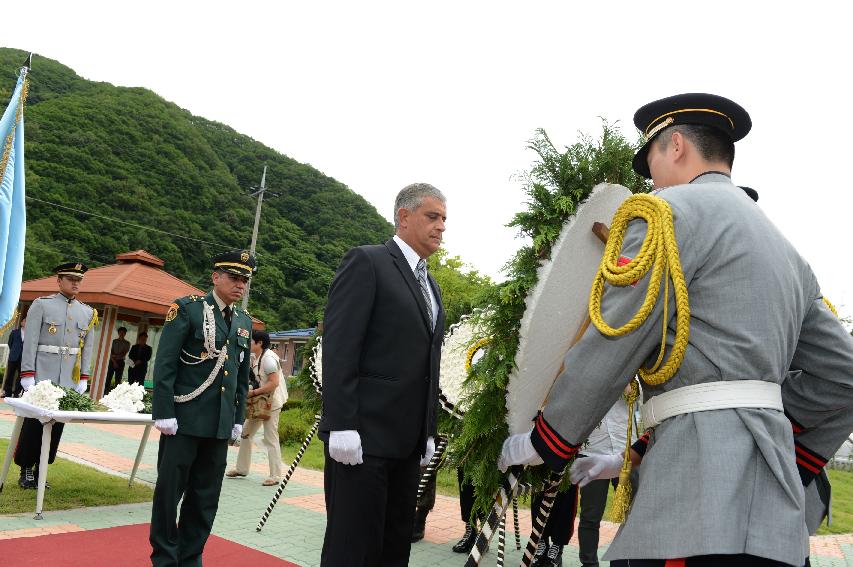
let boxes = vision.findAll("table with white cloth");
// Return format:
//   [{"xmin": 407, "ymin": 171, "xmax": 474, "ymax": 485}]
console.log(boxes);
[{"xmin": 0, "ymin": 397, "xmax": 153, "ymax": 519}]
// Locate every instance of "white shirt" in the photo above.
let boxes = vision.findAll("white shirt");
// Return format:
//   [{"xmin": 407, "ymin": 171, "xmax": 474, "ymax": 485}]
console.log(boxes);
[
  {"xmin": 212, "ymin": 290, "xmax": 233, "ymax": 317},
  {"xmin": 582, "ymin": 398, "xmax": 631, "ymax": 456},
  {"xmin": 393, "ymin": 234, "xmax": 438, "ymax": 326},
  {"xmin": 253, "ymin": 348, "xmax": 287, "ymax": 408}
]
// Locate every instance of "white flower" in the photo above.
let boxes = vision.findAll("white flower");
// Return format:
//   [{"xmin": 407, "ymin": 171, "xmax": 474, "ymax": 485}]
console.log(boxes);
[
  {"xmin": 311, "ymin": 340, "xmax": 323, "ymax": 389},
  {"xmin": 440, "ymin": 313, "xmax": 489, "ymax": 413},
  {"xmin": 100, "ymin": 382, "xmax": 146, "ymax": 413},
  {"xmin": 21, "ymin": 380, "xmax": 66, "ymax": 410}
]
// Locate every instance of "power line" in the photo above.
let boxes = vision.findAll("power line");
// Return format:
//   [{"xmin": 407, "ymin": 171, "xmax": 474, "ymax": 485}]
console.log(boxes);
[
  {"xmin": 26, "ymin": 195, "xmax": 234, "ymax": 250},
  {"xmin": 26, "ymin": 194, "xmax": 333, "ymax": 280}
]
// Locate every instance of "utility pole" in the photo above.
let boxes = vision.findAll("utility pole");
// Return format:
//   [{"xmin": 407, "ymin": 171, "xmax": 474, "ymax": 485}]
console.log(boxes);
[{"xmin": 242, "ymin": 166, "xmax": 268, "ymax": 310}]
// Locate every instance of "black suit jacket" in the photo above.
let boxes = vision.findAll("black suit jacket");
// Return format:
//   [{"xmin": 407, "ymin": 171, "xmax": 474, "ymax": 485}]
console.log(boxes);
[
  {"xmin": 8, "ymin": 328, "xmax": 23, "ymax": 362},
  {"xmin": 319, "ymin": 238, "xmax": 445, "ymax": 459}
]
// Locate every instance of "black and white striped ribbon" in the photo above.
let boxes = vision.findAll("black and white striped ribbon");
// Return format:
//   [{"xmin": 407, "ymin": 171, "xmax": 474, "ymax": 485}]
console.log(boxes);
[
  {"xmin": 497, "ymin": 516, "xmax": 506, "ymax": 567},
  {"xmin": 256, "ymin": 414, "xmax": 321, "ymax": 532},
  {"xmin": 512, "ymin": 496, "xmax": 521, "ymax": 550},
  {"xmin": 439, "ymin": 389, "xmax": 465, "ymax": 420},
  {"xmin": 465, "ymin": 467, "xmax": 522, "ymax": 567},
  {"xmin": 520, "ymin": 471, "xmax": 563, "ymax": 567},
  {"xmin": 416, "ymin": 436, "xmax": 449, "ymax": 502}
]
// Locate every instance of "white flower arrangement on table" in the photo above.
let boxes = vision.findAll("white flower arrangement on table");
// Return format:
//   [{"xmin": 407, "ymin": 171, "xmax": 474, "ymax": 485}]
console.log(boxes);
[
  {"xmin": 20, "ymin": 381, "xmax": 66, "ymax": 411},
  {"xmin": 100, "ymin": 382, "xmax": 146, "ymax": 413}
]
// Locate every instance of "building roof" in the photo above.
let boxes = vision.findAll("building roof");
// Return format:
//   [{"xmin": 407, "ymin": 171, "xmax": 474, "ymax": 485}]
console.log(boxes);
[
  {"xmin": 20, "ymin": 250, "xmax": 264, "ymax": 328},
  {"xmin": 269, "ymin": 327, "xmax": 316, "ymax": 340}
]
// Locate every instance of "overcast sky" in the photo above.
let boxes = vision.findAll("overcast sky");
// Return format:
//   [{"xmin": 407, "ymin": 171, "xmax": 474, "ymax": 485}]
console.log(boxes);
[{"xmin": 6, "ymin": 1, "xmax": 852, "ymax": 320}]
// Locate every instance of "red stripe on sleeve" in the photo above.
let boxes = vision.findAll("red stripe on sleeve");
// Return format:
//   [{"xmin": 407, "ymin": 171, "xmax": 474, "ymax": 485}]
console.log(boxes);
[
  {"xmin": 795, "ymin": 444, "xmax": 826, "ymax": 467},
  {"xmin": 796, "ymin": 457, "xmax": 820, "ymax": 475},
  {"xmin": 535, "ymin": 414, "xmax": 576, "ymax": 457}
]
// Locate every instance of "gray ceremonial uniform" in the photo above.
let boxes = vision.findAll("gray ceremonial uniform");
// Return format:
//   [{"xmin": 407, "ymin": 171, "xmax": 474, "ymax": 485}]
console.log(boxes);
[
  {"xmin": 15, "ymin": 292, "xmax": 97, "ymax": 472},
  {"xmin": 20, "ymin": 292, "xmax": 96, "ymax": 386},
  {"xmin": 537, "ymin": 174, "xmax": 853, "ymax": 566}
]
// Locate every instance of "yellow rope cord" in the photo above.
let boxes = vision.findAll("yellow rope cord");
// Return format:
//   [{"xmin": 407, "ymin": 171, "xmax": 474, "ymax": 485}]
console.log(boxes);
[
  {"xmin": 589, "ymin": 193, "xmax": 690, "ymax": 386},
  {"xmin": 608, "ymin": 379, "xmax": 639, "ymax": 523},
  {"xmin": 822, "ymin": 297, "xmax": 838, "ymax": 317},
  {"xmin": 71, "ymin": 309, "xmax": 99, "ymax": 384},
  {"xmin": 589, "ymin": 193, "xmax": 691, "ymax": 523}
]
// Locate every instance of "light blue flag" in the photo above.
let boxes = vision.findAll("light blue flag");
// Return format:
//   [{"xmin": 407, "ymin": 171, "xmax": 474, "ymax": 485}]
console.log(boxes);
[{"xmin": 0, "ymin": 65, "xmax": 28, "ymax": 334}]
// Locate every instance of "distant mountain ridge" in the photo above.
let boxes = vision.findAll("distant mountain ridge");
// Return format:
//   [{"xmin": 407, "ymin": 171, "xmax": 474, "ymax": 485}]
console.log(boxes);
[{"xmin": 0, "ymin": 47, "xmax": 393, "ymax": 329}]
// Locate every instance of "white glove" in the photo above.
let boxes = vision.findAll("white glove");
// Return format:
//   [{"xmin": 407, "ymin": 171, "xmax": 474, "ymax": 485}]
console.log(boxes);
[
  {"xmin": 20, "ymin": 376, "xmax": 35, "ymax": 391},
  {"xmin": 420, "ymin": 436, "xmax": 436, "ymax": 466},
  {"xmin": 75, "ymin": 380, "xmax": 88, "ymax": 394},
  {"xmin": 329, "ymin": 430, "xmax": 363, "ymax": 465},
  {"xmin": 570, "ymin": 453, "xmax": 623, "ymax": 487},
  {"xmin": 498, "ymin": 431, "xmax": 544, "ymax": 472},
  {"xmin": 155, "ymin": 418, "xmax": 178, "ymax": 435},
  {"xmin": 230, "ymin": 424, "xmax": 243, "ymax": 446}
]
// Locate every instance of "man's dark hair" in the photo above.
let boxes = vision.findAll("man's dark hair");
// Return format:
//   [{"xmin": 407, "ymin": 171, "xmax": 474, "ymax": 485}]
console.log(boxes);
[
  {"xmin": 117, "ymin": 327, "xmax": 127, "ymax": 333},
  {"xmin": 252, "ymin": 329, "xmax": 271, "ymax": 350},
  {"xmin": 139, "ymin": 332, "xmax": 148, "ymax": 338},
  {"xmin": 657, "ymin": 124, "xmax": 735, "ymax": 168}
]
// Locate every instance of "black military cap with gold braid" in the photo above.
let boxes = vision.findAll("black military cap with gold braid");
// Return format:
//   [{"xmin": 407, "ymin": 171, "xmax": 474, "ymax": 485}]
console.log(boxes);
[
  {"xmin": 53, "ymin": 262, "xmax": 88, "ymax": 277},
  {"xmin": 212, "ymin": 249, "xmax": 257, "ymax": 278},
  {"xmin": 632, "ymin": 93, "xmax": 752, "ymax": 178}
]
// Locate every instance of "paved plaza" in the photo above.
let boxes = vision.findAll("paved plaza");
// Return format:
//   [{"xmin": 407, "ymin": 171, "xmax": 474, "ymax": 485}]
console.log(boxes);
[{"xmin": 1, "ymin": 404, "xmax": 852, "ymax": 566}]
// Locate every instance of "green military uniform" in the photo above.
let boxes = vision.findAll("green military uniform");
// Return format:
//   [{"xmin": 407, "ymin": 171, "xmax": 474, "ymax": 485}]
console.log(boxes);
[{"xmin": 150, "ymin": 251, "xmax": 255, "ymax": 567}]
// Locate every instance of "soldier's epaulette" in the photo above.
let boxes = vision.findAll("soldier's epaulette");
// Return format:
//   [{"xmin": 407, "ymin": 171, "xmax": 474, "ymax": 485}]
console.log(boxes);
[{"xmin": 174, "ymin": 295, "xmax": 202, "ymax": 306}]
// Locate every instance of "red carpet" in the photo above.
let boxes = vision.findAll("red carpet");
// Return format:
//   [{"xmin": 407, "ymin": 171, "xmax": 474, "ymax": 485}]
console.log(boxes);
[{"xmin": 0, "ymin": 523, "xmax": 300, "ymax": 566}]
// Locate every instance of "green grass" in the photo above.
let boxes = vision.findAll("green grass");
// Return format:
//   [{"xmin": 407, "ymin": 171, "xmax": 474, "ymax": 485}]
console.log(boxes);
[
  {"xmin": 0, "ymin": 438, "xmax": 153, "ymax": 514},
  {"xmin": 817, "ymin": 469, "xmax": 853, "ymax": 535}
]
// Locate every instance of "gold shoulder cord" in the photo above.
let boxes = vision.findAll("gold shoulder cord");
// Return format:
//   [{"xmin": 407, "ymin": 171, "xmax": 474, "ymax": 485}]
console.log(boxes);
[
  {"xmin": 588, "ymin": 193, "xmax": 690, "ymax": 522},
  {"xmin": 72, "ymin": 309, "xmax": 99, "ymax": 384}
]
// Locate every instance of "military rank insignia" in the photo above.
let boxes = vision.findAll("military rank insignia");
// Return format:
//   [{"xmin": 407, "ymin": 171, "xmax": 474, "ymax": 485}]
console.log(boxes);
[
  {"xmin": 166, "ymin": 303, "xmax": 179, "ymax": 322},
  {"xmin": 237, "ymin": 328, "xmax": 250, "ymax": 339}
]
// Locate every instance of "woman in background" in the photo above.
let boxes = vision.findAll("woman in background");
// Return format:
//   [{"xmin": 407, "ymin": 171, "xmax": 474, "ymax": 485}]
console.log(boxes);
[{"xmin": 226, "ymin": 330, "xmax": 287, "ymax": 485}]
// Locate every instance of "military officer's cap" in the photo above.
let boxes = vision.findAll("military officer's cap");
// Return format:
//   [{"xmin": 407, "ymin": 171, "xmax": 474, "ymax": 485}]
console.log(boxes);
[
  {"xmin": 53, "ymin": 262, "xmax": 88, "ymax": 278},
  {"xmin": 632, "ymin": 93, "xmax": 752, "ymax": 178},
  {"xmin": 740, "ymin": 186, "xmax": 759, "ymax": 202},
  {"xmin": 212, "ymin": 249, "xmax": 257, "ymax": 278}
]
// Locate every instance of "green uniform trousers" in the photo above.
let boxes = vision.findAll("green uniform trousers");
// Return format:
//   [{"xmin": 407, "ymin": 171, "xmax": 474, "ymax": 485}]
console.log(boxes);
[{"xmin": 150, "ymin": 433, "xmax": 228, "ymax": 567}]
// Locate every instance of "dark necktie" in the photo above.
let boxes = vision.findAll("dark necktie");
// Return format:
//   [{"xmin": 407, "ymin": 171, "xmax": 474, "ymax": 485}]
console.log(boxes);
[
  {"xmin": 416, "ymin": 259, "xmax": 434, "ymax": 330},
  {"xmin": 223, "ymin": 305, "xmax": 232, "ymax": 326}
]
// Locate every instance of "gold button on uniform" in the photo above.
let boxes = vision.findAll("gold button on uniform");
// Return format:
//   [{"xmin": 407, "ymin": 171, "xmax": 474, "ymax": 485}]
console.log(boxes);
[
  {"xmin": 221, "ymin": 386, "xmax": 225, "ymax": 392},
  {"xmin": 224, "ymin": 371, "xmax": 229, "ymax": 376}
]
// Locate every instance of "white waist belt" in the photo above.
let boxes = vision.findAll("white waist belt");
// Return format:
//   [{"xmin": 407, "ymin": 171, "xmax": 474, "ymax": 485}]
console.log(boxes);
[
  {"xmin": 640, "ymin": 380, "xmax": 783, "ymax": 428},
  {"xmin": 38, "ymin": 345, "xmax": 80, "ymax": 355}
]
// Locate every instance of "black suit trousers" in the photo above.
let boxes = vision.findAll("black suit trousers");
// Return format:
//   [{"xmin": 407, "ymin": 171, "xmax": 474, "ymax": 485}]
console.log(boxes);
[
  {"xmin": 14, "ymin": 418, "xmax": 64, "ymax": 468},
  {"xmin": 150, "ymin": 433, "xmax": 228, "ymax": 567},
  {"xmin": 531, "ymin": 484, "xmax": 580, "ymax": 546},
  {"xmin": 2, "ymin": 360, "xmax": 21, "ymax": 397},
  {"xmin": 321, "ymin": 444, "xmax": 421, "ymax": 567}
]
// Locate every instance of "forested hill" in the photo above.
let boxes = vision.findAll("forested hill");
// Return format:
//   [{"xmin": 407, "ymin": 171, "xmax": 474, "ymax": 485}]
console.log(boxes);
[{"xmin": 0, "ymin": 48, "xmax": 393, "ymax": 329}]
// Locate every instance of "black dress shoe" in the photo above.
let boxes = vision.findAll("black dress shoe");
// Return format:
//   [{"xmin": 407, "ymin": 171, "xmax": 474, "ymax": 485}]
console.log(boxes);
[
  {"xmin": 545, "ymin": 544, "xmax": 563, "ymax": 567},
  {"xmin": 452, "ymin": 524, "xmax": 477, "ymax": 553},
  {"xmin": 531, "ymin": 539, "xmax": 549, "ymax": 567},
  {"xmin": 18, "ymin": 467, "xmax": 36, "ymax": 489}
]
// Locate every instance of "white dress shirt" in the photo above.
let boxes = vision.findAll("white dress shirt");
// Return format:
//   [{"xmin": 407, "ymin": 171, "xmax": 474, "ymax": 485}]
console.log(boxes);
[{"xmin": 393, "ymin": 235, "xmax": 438, "ymax": 325}]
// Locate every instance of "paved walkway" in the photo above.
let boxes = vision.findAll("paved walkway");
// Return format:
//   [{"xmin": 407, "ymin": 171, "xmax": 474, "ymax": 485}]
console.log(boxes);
[{"xmin": 1, "ymin": 404, "xmax": 852, "ymax": 566}]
